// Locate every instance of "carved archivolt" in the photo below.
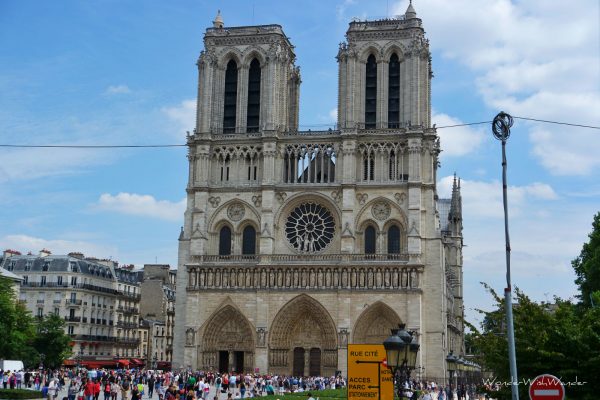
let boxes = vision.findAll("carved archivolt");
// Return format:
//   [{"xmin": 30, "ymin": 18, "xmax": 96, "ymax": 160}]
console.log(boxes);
[
  {"xmin": 201, "ymin": 304, "xmax": 255, "ymax": 352},
  {"xmin": 353, "ymin": 302, "xmax": 403, "ymax": 344},
  {"xmin": 269, "ymin": 294, "xmax": 338, "ymax": 350}
]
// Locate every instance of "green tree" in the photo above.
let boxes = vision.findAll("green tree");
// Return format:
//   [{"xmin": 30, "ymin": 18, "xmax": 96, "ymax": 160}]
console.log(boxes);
[
  {"xmin": 0, "ymin": 276, "xmax": 37, "ymax": 364},
  {"xmin": 471, "ymin": 284, "xmax": 598, "ymax": 399},
  {"xmin": 572, "ymin": 212, "xmax": 600, "ymax": 307},
  {"xmin": 32, "ymin": 314, "xmax": 72, "ymax": 369}
]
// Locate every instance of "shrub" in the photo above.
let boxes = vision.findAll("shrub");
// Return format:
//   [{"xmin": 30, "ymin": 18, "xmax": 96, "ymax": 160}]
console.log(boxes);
[{"xmin": 0, "ymin": 389, "xmax": 43, "ymax": 399}]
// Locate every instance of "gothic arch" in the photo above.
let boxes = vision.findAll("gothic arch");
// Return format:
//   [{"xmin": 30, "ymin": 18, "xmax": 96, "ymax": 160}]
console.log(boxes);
[
  {"xmin": 357, "ymin": 43, "xmax": 383, "ymax": 63},
  {"xmin": 217, "ymin": 48, "xmax": 243, "ymax": 69},
  {"xmin": 269, "ymin": 294, "xmax": 338, "ymax": 376},
  {"xmin": 381, "ymin": 43, "xmax": 408, "ymax": 61},
  {"xmin": 352, "ymin": 302, "xmax": 403, "ymax": 344},
  {"xmin": 355, "ymin": 197, "xmax": 407, "ymax": 231},
  {"xmin": 242, "ymin": 47, "xmax": 268, "ymax": 67},
  {"xmin": 207, "ymin": 199, "xmax": 261, "ymax": 232},
  {"xmin": 199, "ymin": 303, "xmax": 256, "ymax": 373}
]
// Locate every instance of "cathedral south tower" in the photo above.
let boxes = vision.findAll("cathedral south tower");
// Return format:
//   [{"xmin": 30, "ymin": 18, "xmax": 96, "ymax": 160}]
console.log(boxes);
[{"xmin": 173, "ymin": 5, "xmax": 464, "ymax": 380}]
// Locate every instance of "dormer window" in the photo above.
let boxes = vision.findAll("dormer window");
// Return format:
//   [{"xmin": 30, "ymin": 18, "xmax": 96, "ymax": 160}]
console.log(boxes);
[
  {"xmin": 70, "ymin": 261, "xmax": 78, "ymax": 272},
  {"xmin": 42, "ymin": 262, "xmax": 50, "ymax": 272}
]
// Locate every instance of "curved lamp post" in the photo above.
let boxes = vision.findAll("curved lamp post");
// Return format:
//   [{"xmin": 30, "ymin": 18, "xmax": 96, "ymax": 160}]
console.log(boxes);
[{"xmin": 383, "ymin": 325, "xmax": 419, "ymax": 400}]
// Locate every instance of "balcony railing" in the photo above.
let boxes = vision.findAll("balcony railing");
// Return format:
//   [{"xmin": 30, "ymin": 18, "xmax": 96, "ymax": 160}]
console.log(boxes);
[
  {"xmin": 65, "ymin": 299, "xmax": 83, "ymax": 306},
  {"xmin": 64, "ymin": 316, "xmax": 81, "ymax": 322},
  {"xmin": 192, "ymin": 253, "xmax": 409, "ymax": 264},
  {"xmin": 72, "ymin": 334, "xmax": 117, "ymax": 343},
  {"xmin": 116, "ymin": 321, "xmax": 139, "ymax": 329}
]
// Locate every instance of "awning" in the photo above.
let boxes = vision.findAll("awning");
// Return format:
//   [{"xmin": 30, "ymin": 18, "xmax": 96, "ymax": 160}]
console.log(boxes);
[
  {"xmin": 63, "ymin": 360, "xmax": 76, "ymax": 366},
  {"xmin": 81, "ymin": 360, "xmax": 120, "ymax": 368},
  {"xmin": 130, "ymin": 358, "xmax": 145, "ymax": 366},
  {"xmin": 117, "ymin": 359, "xmax": 130, "ymax": 366}
]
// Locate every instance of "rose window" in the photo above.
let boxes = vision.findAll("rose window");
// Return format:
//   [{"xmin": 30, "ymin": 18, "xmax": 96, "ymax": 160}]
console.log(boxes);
[{"xmin": 285, "ymin": 202, "xmax": 335, "ymax": 253}]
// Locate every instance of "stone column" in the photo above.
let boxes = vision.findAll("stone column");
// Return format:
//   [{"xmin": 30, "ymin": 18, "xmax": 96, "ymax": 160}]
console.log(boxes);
[{"xmin": 237, "ymin": 65, "xmax": 249, "ymax": 133}]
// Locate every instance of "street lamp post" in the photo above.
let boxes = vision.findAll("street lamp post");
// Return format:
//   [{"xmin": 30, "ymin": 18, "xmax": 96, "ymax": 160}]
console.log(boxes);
[
  {"xmin": 152, "ymin": 354, "xmax": 158, "ymax": 370},
  {"xmin": 383, "ymin": 325, "xmax": 420, "ymax": 400}
]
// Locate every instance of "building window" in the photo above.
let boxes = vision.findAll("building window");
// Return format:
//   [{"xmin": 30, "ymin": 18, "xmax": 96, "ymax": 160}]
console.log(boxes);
[
  {"xmin": 247, "ymin": 58, "xmax": 261, "ymax": 132},
  {"xmin": 71, "ymin": 276, "xmax": 77, "ymax": 286},
  {"xmin": 365, "ymin": 54, "xmax": 377, "ymax": 129},
  {"xmin": 387, "ymin": 225, "xmax": 401, "ymax": 254},
  {"xmin": 37, "ymin": 308, "xmax": 43, "ymax": 317},
  {"xmin": 363, "ymin": 151, "xmax": 375, "ymax": 181},
  {"xmin": 223, "ymin": 59, "xmax": 238, "ymax": 133},
  {"xmin": 68, "ymin": 325, "xmax": 74, "ymax": 335},
  {"xmin": 242, "ymin": 225, "xmax": 257, "ymax": 255},
  {"xmin": 23, "ymin": 276, "xmax": 28, "ymax": 284},
  {"xmin": 42, "ymin": 261, "xmax": 50, "ymax": 271},
  {"xmin": 40, "ymin": 276, "xmax": 47, "ymax": 286},
  {"xmin": 388, "ymin": 53, "xmax": 400, "ymax": 128},
  {"xmin": 57, "ymin": 276, "xmax": 63, "ymax": 285},
  {"xmin": 219, "ymin": 226, "xmax": 232, "ymax": 256},
  {"xmin": 365, "ymin": 225, "xmax": 376, "ymax": 254}
]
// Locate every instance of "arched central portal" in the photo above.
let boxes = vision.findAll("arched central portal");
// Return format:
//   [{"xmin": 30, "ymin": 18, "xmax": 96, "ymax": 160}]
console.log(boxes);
[
  {"xmin": 269, "ymin": 295, "xmax": 338, "ymax": 376},
  {"xmin": 201, "ymin": 304, "xmax": 255, "ymax": 373}
]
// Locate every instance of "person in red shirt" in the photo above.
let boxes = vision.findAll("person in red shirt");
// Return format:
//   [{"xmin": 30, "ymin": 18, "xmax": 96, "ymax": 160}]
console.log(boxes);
[
  {"xmin": 94, "ymin": 380, "xmax": 101, "ymax": 400},
  {"xmin": 84, "ymin": 379, "xmax": 96, "ymax": 400}
]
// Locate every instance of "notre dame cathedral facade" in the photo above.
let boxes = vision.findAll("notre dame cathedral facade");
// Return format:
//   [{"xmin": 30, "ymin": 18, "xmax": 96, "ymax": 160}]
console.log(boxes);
[{"xmin": 173, "ymin": 4, "xmax": 464, "ymax": 380}]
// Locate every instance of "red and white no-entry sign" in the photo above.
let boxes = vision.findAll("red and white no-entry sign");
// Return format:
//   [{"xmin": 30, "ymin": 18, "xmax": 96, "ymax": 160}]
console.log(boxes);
[{"xmin": 529, "ymin": 374, "xmax": 565, "ymax": 400}]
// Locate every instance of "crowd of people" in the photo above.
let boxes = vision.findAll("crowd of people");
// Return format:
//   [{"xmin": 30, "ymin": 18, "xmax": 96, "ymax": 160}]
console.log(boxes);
[
  {"xmin": 0, "ymin": 368, "xmax": 348, "ymax": 400},
  {"xmin": 1, "ymin": 367, "xmax": 485, "ymax": 400}
]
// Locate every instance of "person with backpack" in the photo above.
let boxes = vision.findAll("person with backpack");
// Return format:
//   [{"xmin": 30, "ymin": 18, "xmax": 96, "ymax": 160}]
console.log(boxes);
[{"xmin": 121, "ymin": 378, "xmax": 131, "ymax": 400}]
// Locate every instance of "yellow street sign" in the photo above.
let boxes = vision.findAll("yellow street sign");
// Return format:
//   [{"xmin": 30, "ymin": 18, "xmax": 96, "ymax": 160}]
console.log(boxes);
[{"xmin": 347, "ymin": 344, "xmax": 394, "ymax": 400}]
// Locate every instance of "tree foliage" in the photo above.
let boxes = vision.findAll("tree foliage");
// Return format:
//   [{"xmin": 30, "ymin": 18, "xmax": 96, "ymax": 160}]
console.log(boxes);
[
  {"xmin": 471, "ymin": 288, "xmax": 600, "ymax": 399},
  {"xmin": 572, "ymin": 212, "xmax": 600, "ymax": 307},
  {"xmin": 0, "ymin": 276, "xmax": 72, "ymax": 368}
]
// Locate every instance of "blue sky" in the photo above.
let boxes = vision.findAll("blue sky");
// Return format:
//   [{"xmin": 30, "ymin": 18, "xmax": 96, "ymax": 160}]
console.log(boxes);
[{"xmin": 1, "ymin": 0, "xmax": 599, "ymax": 326}]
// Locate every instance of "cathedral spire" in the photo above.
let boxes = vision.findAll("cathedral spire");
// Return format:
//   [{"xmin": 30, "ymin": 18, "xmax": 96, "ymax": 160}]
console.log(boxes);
[
  {"xmin": 449, "ymin": 173, "xmax": 463, "ymax": 236},
  {"xmin": 213, "ymin": 10, "xmax": 224, "ymax": 28},
  {"xmin": 405, "ymin": 0, "xmax": 417, "ymax": 19}
]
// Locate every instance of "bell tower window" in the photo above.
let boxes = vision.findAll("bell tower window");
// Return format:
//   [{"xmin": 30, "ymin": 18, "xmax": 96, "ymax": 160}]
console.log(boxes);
[
  {"xmin": 388, "ymin": 53, "xmax": 400, "ymax": 128},
  {"xmin": 247, "ymin": 58, "xmax": 261, "ymax": 133},
  {"xmin": 223, "ymin": 60, "xmax": 238, "ymax": 133},
  {"xmin": 365, "ymin": 54, "xmax": 377, "ymax": 129},
  {"xmin": 219, "ymin": 226, "xmax": 232, "ymax": 256}
]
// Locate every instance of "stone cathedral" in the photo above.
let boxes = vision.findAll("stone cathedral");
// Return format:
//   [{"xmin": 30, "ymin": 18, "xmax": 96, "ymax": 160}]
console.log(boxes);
[{"xmin": 173, "ymin": 4, "xmax": 464, "ymax": 380}]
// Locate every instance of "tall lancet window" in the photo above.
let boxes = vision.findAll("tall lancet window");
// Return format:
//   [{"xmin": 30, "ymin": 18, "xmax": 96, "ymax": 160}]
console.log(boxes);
[
  {"xmin": 223, "ymin": 60, "xmax": 238, "ymax": 133},
  {"xmin": 365, "ymin": 225, "xmax": 376, "ymax": 254},
  {"xmin": 219, "ymin": 226, "xmax": 232, "ymax": 256},
  {"xmin": 387, "ymin": 225, "xmax": 400, "ymax": 254},
  {"xmin": 388, "ymin": 53, "xmax": 400, "ymax": 128},
  {"xmin": 242, "ymin": 225, "xmax": 257, "ymax": 255},
  {"xmin": 247, "ymin": 58, "xmax": 261, "ymax": 133},
  {"xmin": 365, "ymin": 54, "xmax": 377, "ymax": 129}
]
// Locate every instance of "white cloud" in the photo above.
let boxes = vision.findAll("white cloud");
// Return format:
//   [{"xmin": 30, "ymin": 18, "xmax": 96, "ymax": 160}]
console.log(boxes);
[
  {"xmin": 0, "ymin": 234, "xmax": 117, "ymax": 259},
  {"xmin": 104, "ymin": 85, "xmax": 131, "ymax": 95},
  {"xmin": 393, "ymin": 0, "xmax": 600, "ymax": 176},
  {"xmin": 95, "ymin": 192, "xmax": 185, "ymax": 221},
  {"xmin": 336, "ymin": 0, "xmax": 357, "ymax": 20},
  {"xmin": 438, "ymin": 175, "xmax": 557, "ymax": 219},
  {"xmin": 162, "ymin": 99, "xmax": 196, "ymax": 138},
  {"xmin": 329, "ymin": 108, "xmax": 338, "ymax": 122},
  {"xmin": 432, "ymin": 112, "xmax": 485, "ymax": 157}
]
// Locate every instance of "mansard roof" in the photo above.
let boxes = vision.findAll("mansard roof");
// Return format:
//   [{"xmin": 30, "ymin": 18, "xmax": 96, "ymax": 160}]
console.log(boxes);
[{"xmin": 4, "ymin": 254, "xmax": 116, "ymax": 280}]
